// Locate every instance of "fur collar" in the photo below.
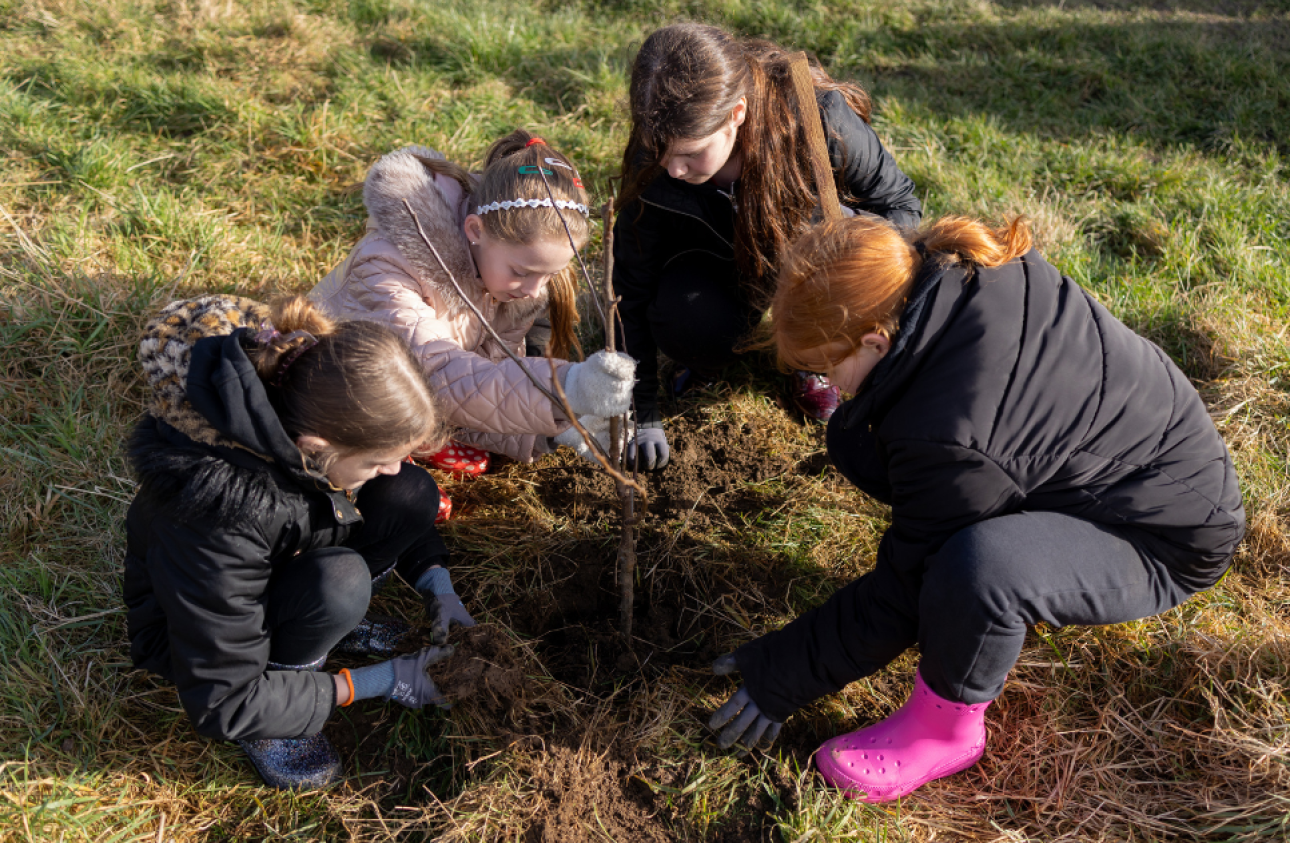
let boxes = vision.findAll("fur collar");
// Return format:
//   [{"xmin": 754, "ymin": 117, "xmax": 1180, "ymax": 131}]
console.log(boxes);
[{"xmin": 363, "ymin": 145, "xmax": 549, "ymax": 325}]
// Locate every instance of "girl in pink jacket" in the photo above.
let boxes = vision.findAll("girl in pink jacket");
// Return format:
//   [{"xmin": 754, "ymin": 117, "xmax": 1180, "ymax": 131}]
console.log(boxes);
[{"xmin": 310, "ymin": 131, "xmax": 635, "ymax": 508}]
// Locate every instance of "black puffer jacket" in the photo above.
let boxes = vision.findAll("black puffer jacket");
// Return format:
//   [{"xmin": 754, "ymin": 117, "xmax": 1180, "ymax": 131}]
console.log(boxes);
[
  {"xmin": 125, "ymin": 297, "xmax": 374, "ymax": 742},
  {"xmin": 735, "ymin": 249, "xmax": 1245, "ymax": 721},
  {"xmin": 614, "ymin": 90, "xmax": 923, "ymax": 424}
]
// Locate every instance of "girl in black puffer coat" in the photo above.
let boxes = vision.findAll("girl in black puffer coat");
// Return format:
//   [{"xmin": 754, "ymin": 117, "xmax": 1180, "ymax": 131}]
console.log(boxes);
[
  {"xmin": 707, "ymin": 216, "xmax": 1244, "ymax": 803},
  {"xmin": 125, "ymin": 295, "xmax": 476, "ymax": 790}
]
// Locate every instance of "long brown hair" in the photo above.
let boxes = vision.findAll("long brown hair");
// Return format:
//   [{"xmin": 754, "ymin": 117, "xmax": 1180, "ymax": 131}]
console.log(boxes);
[
  {"xmin": 772, "ymin": 216, "xmax": 1034, "ymax": 372},
  {"xmin": 249, "ymin": 296, "xmax": 445, "ymax": 469},
  {"xmin": 618, "ymin": 23, "xmax": 873, "ymax": 308},
  {"xmin": 405, "ymin": 130, "xmax": 589, "ymax": 360}
]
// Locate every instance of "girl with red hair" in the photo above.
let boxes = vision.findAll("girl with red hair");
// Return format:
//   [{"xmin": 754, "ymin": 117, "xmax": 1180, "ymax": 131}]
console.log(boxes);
[{"xmin": 709, "ymin": 215, "xmax": 1244, "ymax": 803}]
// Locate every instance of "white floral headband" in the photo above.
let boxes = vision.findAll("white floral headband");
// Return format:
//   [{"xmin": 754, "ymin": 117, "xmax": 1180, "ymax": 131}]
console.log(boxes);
[{"xmin": 475, "ymin": 197, "xmax": 590, "ymax": 217}]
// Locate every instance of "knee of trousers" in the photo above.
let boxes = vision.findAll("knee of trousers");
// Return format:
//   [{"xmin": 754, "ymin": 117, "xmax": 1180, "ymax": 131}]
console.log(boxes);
[
  {"xmin": 292, "ymin": 547, "xmax": 372, "ymax": 630},
  {"xmin": 358, "ymin": 462, "xmax": 440, "ymax": 518},
  {"xmin": 920, "ymin": 519, "xmax": 1036, "ymax": 622}
]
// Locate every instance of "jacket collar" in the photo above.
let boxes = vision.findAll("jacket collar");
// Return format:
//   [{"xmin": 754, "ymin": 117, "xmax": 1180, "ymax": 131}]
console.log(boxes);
[{"xmin": 835, "ymin": 257, "xmax": 973, "ymax": 430}]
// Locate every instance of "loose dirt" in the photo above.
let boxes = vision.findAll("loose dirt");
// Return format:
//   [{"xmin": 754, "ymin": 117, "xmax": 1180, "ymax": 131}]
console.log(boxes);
[{"xmin": 339, "ymin": 400, "xmax": 840, "ymax": 838}]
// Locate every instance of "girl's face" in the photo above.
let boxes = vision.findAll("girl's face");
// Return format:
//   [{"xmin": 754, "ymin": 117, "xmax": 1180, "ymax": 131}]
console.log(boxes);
[
  {"xmin": 298, "ymin": 436, "xmax": 419, "ymax": 491},
  {"xmin": 659, "ymin": 98, "xmax": 747, "ymax": 187},
  {"xmin": 463, "ymin": 216, "xmax": 576, "ymax": 303},
  {"xmin": 800, "ymin": 334, "xmax": 891, "ymax": 396}
]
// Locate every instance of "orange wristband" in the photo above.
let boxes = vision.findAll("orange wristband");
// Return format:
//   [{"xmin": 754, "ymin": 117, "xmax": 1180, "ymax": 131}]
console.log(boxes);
[{"xmin": 338, "ymin": 668, "xmax": 355, "ymax": 707}]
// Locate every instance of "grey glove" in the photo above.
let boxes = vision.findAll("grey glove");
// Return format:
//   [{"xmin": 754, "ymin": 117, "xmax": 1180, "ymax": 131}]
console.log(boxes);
[
  {"xmin": 708, "ymin": 653, "xmax": 783, "ymax": 750},
  {"xmin": 416, "ymin": 566, "xmax": 477, "ymax": 645},
  {"xmin": 561, "ymin": 351, "xmax": 637, "ymax": 417},
  {"xmin": 388, "ymin": 645, "xmax": 455, "ymax": 710},
  {"xmin": 628, "ymin": 422, "xmax": 670, "ymax": 471}
]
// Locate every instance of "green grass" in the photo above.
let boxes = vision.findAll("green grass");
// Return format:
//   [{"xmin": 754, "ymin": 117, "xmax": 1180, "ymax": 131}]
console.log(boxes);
[{"xmin": 3, "ymin": 0, "xmax": 1289, "ymax": 840}]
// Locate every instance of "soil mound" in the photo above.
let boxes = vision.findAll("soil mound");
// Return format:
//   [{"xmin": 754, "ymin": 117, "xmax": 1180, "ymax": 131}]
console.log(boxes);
[{"xmin": 540, "ymin": 415, "xmax": 803, "ymax": 526}]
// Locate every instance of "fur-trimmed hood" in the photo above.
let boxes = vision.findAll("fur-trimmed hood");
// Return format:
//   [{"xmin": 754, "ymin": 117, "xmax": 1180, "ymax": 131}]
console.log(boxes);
[
  {"xmin": 361, "ymin": 145, "xmax": 547, "ymax": 325},
  {"xmin": 130, "ymin": 295, "xmax": 360, "ymax": 527}
]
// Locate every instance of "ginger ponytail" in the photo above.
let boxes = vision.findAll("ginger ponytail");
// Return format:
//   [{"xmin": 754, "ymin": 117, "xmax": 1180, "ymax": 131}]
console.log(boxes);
[
  {"xmin": 771, "ymin": 215, "xmax": 1032, "ymax": 373},
  {"xmin": 251, "ymin": 296, "xmax": 445, "ymax": 469},
  {"xmin": 917, "ymin": 216, "xmax": 1032, "ymax": 270}
]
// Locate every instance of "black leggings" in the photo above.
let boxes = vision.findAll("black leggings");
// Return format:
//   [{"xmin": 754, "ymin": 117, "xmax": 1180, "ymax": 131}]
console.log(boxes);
[
  {"xmin": 647, "ymin": 252, "xmax": 763, "ymax": 374},
  {"xmin": 263, "ymin": 464, "xmax": 446, "ymax": 666},
  {"xmin": 827, "ymin": 429, "xmax": 1200, "ymax": 704}
]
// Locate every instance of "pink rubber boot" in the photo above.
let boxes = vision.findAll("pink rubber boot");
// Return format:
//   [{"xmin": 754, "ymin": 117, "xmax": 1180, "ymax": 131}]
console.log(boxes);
[{"xmin": 815, "ymin": 670, "xmax": 991, "ymax": 802}]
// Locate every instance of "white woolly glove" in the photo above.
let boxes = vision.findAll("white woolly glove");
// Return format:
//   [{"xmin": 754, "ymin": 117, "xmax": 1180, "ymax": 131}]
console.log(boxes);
[
  {"xmin": 553, "ymin": 416, "xmax": 612, "ymax": 464},
  {"xmin": 560, "ymin": 351, "xmax": 636, "ymax": 418}
]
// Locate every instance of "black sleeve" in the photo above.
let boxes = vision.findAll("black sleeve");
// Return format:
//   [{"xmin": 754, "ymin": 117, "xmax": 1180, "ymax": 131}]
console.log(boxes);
[
  {"xmin": 146, "ymin": 514, "xmax": 336, "ymax": 741},
  {"xmin": 612, "ymin": 197, "xmax": 668, "ymax": 426},
  {"xmin": 821, "ymin": 90, "xmax": 923, "ymax": 230},
  {"xmin": 735, "ymin": 440, "xmax": 1021, "ymax": 721}
]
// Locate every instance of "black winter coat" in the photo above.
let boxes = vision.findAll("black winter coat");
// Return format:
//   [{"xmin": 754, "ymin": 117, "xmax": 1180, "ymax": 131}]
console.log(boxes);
[
  {"xmin": 125, "ymin": 322, "xmax": 369, "ymax": 742},
  {"xmin": 614, "ymin": 90, "xmax": 923, "ymax": 424},
  {"xmin": 735, "ymin": 249, "xmax": 1244, "ymax": 721}
]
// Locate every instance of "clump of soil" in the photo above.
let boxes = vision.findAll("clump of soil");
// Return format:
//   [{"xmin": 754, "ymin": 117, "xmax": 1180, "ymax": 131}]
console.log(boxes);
[
  {"xmin": 430, "ymin": 624, "xmax": 527, "ymax": 717},
  {"xmin": 540, "ymin": 415, "xmax": 806, "ymax": 527}
]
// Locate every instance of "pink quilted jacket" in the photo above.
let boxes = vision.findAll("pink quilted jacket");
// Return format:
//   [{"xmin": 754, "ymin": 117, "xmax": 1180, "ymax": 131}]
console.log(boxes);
[{"xmin": 309, "ymin": 146, "xmax": 571, "ymax": 462}]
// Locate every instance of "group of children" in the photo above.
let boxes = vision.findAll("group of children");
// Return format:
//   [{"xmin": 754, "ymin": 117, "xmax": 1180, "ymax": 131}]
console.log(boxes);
[{"xmin": 124, "ymin": 22, "xmax": 1244, "ymax": 803}]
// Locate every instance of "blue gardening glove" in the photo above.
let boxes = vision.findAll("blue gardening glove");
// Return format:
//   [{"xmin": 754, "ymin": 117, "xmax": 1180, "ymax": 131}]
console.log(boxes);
[
  {"xmin": 389, "ymin": 645, "xmax": 454, "ymax": 709},
  {"xmin": 628, "ymin": 422, "xmax": 670, "ymax": 471},
  {"xmin": 561, "ymin": 351, "xmax": 637, "ymax": 417},
  {"xmin": 346, "ymin": 645, "xmax": 455, "ymax": 710},
  {"xmin": 416, "ymin": 566, "xmax": 476, "ymax": 645},
  {"xmin": 708, "ymin": 653, "xmax": 783, "ymax": 750}
]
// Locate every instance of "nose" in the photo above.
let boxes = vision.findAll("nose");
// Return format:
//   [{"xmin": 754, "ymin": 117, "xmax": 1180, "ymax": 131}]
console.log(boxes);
[
  {"xmin": 665, "ymin": 157, "xmax": 686, "ymax": 180},
  {"xmin": 520, "ymin": 275, "xmax": 547, "ymax": 298},
  {"xmin": 376, "ymin": 460, "xmax": 402, "ymax": 477}
]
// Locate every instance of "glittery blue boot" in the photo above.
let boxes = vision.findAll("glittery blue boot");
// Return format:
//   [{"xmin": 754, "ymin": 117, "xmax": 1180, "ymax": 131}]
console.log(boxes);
[
  {"xmin": 238, "ymin": 655, "xmax": 343, "ymax": 790},
  {"xmin": 333, "ymin": 566, "xmax": 413, "ymax": 658},
  {"xmin": 333, "ymin": 615, "xmax": 412, "ymax": 657}
]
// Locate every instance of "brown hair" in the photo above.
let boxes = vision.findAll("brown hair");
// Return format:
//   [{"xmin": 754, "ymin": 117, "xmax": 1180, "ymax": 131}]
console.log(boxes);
[
  {"xmin": 405, "ymin": 130, "xmax": 590, "ymax": 360},
  {"xmin": 248, "ymin": 296, "xmax": 445, "ymax": 470},
  {"xmin": 772, "ymin": 215, "xmax": 1034, "ymax": 372},
  {"xmin": 618, "ymin": 23, "xmax": 873, "ymax": 308}
]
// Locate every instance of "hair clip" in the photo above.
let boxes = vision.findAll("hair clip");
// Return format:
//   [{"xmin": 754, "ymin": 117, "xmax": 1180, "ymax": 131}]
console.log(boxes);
[
  {"xmin": 544, "ymin": 158, "xmax": 574, "ymax": 171},
  {"xmin": 518, "ymin": 165, "xmax": 554, "ymax": 176},
  {"xmin": 525, "ymin": 137, "xmax": 547, "ymax": 147},
  {"xmin": 476, "ymin": 198, "xmax": 589, "ymax": 216},
  {"xmin": 573, "ymin": 177, "xmax": 584, "ymax": 189}
]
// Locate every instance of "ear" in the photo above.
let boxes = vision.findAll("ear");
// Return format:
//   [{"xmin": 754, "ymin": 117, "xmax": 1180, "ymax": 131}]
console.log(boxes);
[
  {"xmin": 860, "ymin": 332, "xmax": 890, "ymax": 358},
  {"xmin": 462, "ymin": 214, "xmax": 484, "ymax": 244},
  {"xmin": 296, "ymin": 434, "xmax": 330, "ymax": 456},
  {"xmin": 730, "ymin": 97, "xmax": 748, "ymax": 129}
]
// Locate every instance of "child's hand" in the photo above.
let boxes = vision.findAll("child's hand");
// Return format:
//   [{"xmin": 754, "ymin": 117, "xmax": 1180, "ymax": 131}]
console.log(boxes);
[
  {"xmin": 561, "ymin": 351, "xmax": 637, "ymax": 417},
  {"xmin": 628, "ymin": 422, "xmax": 670, "ymax": 470},
  {"xmin": 553, "ymin": 415, "xmax": 612, "ymax": 463},
  {"xmin": 424, "ymin": 592, "xmax": 477, "ymax": 645},
  {"xmin": 709, "ymin": 654, "xmax": 783, "ymax": 750},
  {"xmin": 415, "ymin": 566, "xmax": 477, "ymax": 645},
  {"xmin": 388, "ymin": 646, "xmax": 455, "ymax": 710}
]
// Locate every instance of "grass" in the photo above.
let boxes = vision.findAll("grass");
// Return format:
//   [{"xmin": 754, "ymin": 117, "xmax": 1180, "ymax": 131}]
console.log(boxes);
[{"xmin": 2, "ymin": 0, "xmax": 1289, "ymax": 840}]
